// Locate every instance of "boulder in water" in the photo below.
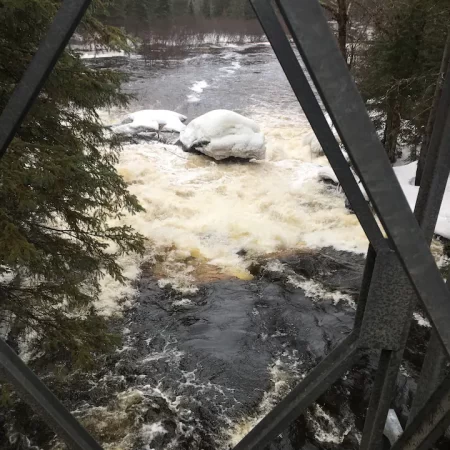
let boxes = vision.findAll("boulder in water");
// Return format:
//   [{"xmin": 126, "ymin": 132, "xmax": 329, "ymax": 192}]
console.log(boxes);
[
  {"xmin": 180, "ymin": 110, "xmax": 266, "ymax": 161},
  {"xmin": 112, "ymin": 110, "xmax": 187, "ymax": 137}
]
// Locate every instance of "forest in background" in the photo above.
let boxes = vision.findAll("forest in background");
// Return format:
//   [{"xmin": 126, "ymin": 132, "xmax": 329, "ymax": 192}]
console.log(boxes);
[
  {"xmin": 94, "ymin": 0, "xmax": 450, "ymax": 168},
  {"xmin": 105, "ymin": 0, "xmax": 256, "ymax": 25}
]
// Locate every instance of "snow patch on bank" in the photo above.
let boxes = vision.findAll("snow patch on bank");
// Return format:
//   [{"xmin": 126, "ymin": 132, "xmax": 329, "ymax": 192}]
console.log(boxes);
[{"xmin": 393, "ymin": 161, "xmax": 450, "ymax": 239}]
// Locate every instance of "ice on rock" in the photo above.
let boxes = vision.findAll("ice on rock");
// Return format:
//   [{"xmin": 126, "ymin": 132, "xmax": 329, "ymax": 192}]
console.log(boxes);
[
  {"xmin": 317, "ymin": 167, "xmax": 339, "ymax": 185},
  {"xmin": 180, "ymin": 110, "xmax": 266, "ymax": 161},
  {"xmin": 300, "ymin": 116, "xmax": 341, "ymax": 157},
  {"xmin": 112, "ymin": 110, "xmax": 187, "ymax": 136}
]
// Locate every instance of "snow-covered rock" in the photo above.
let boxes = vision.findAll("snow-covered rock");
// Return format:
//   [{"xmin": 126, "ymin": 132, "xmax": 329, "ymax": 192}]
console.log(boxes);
[
  {"xmin": 300, "ymin": 119, "xmax": 343, "ymax": 158},
  {"xmin": 301, "ymin": 130, "xmax": 324, "ymax": 156},
  {"xmin": 317, "ymin": 167, "xmax": 339, "ymax": 185},
  {"xmin": 180, "ymin": 110, "xmax": 266, "ymax": 161},
  {"xmin": 112, "ymin": 110, "xmax": 187, "ymax": 136}
]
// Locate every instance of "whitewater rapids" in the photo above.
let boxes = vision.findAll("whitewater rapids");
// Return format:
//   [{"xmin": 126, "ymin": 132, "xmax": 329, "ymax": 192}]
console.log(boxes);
[{"xmin": 96, "ymin": 108, "xmax": 368, "ymax": 314}]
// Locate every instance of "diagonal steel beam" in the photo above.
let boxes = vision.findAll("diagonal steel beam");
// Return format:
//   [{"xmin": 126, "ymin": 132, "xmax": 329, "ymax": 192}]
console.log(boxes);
[
  {"xmin": 249, "ymin": 0, "xmax": 387, "ymax": 253},
  {"xmin": 0, "ymin": 0, "xmax": 93, "ymax": 159},
  {"xmin": 278, "ymin": 0, "xmax": 450, "ymax": 357},
  {"xmin": 361, "ymin": 60, "xmax": 450, "ymax": 445},
  {"xmin": 408, "ymin": 58, "xmax": 450, "ymax": 423},
  {"xmin": 391, "ymin": 375, "xmax": 450, "ymax": 450},
  {"xmin": 0, "ymin": 0, "xmax": 102, "ymax": 448},
  {"xmin": 233, "ymin": 333, "xmax": 361, "ymax": 450},
  {"xmin": 0, "ymin": 339, "xmax": 102, "ymax": 450}
]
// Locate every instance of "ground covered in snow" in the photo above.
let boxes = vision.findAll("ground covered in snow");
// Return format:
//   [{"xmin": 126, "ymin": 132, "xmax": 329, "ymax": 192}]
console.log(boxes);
[{"xmin": 393, "ymin": 161, "xmax": 450, "ymax": 239}]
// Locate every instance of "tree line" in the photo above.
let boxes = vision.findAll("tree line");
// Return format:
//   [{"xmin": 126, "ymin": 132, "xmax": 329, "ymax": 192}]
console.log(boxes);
[
  {"xmin": 104, "ymin": 0, "xmax": 255, "ymax": 25},
  {"xmin": 326, "ymin": 0, "xmax": 450, "ymax": 175}
]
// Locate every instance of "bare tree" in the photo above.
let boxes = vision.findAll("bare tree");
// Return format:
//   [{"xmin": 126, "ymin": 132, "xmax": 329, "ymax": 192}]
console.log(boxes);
[{"xmin": 320, "ymin": 0, "xmax": 351, "ymax": 62}]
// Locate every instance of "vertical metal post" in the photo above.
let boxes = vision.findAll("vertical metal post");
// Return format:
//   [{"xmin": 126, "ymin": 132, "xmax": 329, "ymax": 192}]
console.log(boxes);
[{"xmin": 408, "ymin": 58, "xmax": 450, "ymax": 423}]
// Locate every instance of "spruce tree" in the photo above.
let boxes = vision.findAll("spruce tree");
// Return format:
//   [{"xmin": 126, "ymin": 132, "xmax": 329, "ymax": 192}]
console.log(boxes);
[
  {"xmin": 355, "ymin": 0, "xmax": 450, "ymax": 163},
  {"xmin": 0, "ymin": 0, "xmax": 145, "ymax": 368}
]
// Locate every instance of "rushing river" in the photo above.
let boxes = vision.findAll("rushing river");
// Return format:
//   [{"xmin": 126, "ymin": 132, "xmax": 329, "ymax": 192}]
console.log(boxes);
[
  {"xmin": 93, "ymin": 41, "xmax": 368, "ymax": 315},
  {"xmin": 30, "ymin": 41, "xmax": 441, "ymax": 450}
]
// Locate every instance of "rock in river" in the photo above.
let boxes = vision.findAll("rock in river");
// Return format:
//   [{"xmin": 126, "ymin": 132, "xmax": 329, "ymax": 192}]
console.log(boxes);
[
  {"xmin": 111, "ymin": 110, "xmax": 187, "ymax": 140},
  {"xmin": 180, "ymin": 110, "xmax": 266, "ymax": 161}
]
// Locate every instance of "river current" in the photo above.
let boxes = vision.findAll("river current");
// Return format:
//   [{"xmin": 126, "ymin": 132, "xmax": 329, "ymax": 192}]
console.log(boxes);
[{"xmin": 42, "ymin": 41, "xmax": 441, "ymax": 450}]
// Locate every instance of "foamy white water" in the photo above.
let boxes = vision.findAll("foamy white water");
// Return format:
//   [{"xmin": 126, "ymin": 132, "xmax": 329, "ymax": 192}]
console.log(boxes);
[
  {"xmin": 97, "ymin": 107, "xmax": 368, "ymax": 314},
  {"xmin": 71, "ymin": 40, "xmax": 450, "ymax": 450}
]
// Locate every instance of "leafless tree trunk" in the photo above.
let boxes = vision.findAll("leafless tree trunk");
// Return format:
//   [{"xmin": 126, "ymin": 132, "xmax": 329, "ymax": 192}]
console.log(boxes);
[
  {"xmin": 384, "ymin": 90, "xmax": 402, "ymax": 163},
  {"xmin": 416, "ymin": 30, "xmax": 450, "ymax": 185},
  {"xmin": 321, "ymin": 0, "xmax": 351, "ymax": 64},
  {"xmin": 337, "ymin": 0, "xmax": 349, "ymax": 62}
]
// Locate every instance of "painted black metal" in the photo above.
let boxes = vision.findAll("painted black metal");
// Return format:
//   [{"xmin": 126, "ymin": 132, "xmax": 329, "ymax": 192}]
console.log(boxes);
[
  {"xmin": 354, "ymin": 245, "xmax": 377, "ymax": 329},
  {"xmin": 278, "ymin": 0, "xmax": 450, "ymax": 357},
  {"xmin": 0, "ymin": 340, "xmax": 102, "ymax": 450},
  {"xmin": 391, "ymin": 376, "xmax": 450, "ymax": 450},
  {"xmin": 359, "ymin": 252, "xmax": 414, "ymax": 449},
  {"xmin": 408, "ymin": 60, "xmax": 450, "ymax": 423},
  {"xmin": 0, "ymin": 0, "xmax": 93, "ymax": 158},
  {"xmin": 359, "ymin": 251, "xmax": 414, "ymax": 351},
  {"xmin": 233, "ymin": 333, "xmax": 361, "ymax": 450},
  {"xmin": 408, "ymin": 330, "xmax": 447, "ymax": 425},
  {"xmin": 0, "ymin": 0, "xmax": 102, "ymax": 448},
  {"xmin": 233, "ymin": 1, "xmax": 450, "ymax": 450},
  {"xmin": 414, "ymin": 59, "xmax": 450, "ymax": 242},
  {"xmin": 360, "ymin": 349, "xmax": 404, "ymax": 450},
  {"xmin": 247, "ymin": 0, "xmax": 388, "ymax": 253}
]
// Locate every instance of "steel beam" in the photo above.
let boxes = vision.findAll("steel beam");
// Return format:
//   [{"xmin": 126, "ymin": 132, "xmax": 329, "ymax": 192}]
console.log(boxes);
[
  {"xmin": 392, "ymin": 376, "xmax": 450, "ymax": 450},
  {"xmin": 277, "ymin": 0, "xmax": 450, "ymax": 358},
  {"xmin": 0, "ymin": 0, "xmax": 93, "ymax": 159},
  {"xmin": 233, "ymin": 333, "xmax": 361, "ymax": 450},
  {"xmin": 0, "ymin": 339, "xmax": 102, "ymax": 450},
  {"xmin": 408, "ymin": 59, "xmax": 450, "ymax": 423},
  {"xmin": 249, "ymin": 0, "xmax": 388, "ymax": 253}
]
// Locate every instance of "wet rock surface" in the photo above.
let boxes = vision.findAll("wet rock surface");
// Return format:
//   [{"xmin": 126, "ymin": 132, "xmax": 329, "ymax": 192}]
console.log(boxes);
[{"xmin": 1, "ymin": 248, "xmax": 447, "ymax": 450}]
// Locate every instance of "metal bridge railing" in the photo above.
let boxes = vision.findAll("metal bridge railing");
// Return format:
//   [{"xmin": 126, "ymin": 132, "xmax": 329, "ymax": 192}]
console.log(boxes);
[{"xmin": 0, "ymin": 1, "xmax": 449, "ymax": 450}]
